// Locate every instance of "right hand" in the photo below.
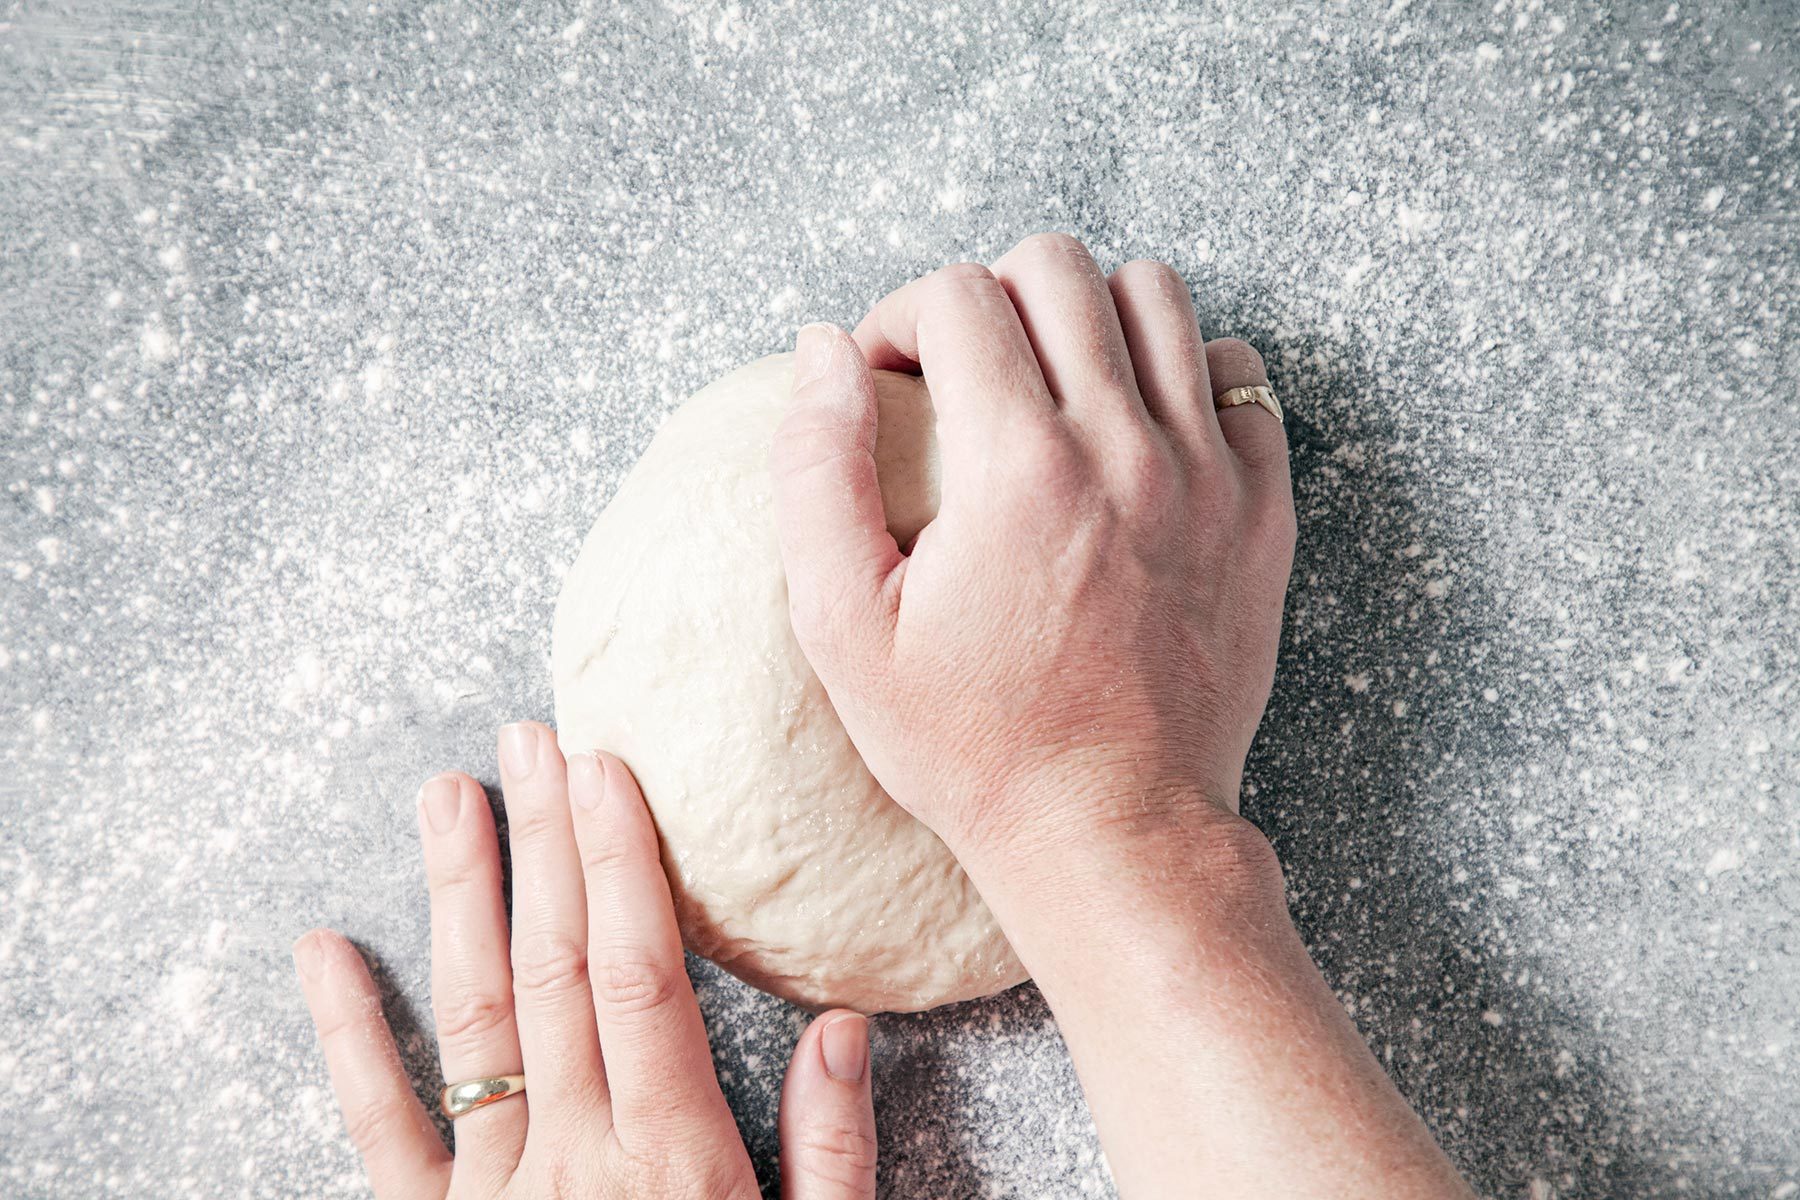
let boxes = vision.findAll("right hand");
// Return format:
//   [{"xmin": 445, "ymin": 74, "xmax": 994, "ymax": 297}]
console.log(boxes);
[
  {"xmin": 775, "ymin": 238, "xmax": 1476, "ymax": 1200},
  {"xmin": 771, "ymin": 233, "xmax": 1296, "ymax": 889}
]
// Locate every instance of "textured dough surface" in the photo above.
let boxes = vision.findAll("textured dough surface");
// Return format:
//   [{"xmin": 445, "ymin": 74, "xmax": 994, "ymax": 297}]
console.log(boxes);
[{"xmin": 551, "ymin": 354, "xmax": 1028, "ymax": 1013}]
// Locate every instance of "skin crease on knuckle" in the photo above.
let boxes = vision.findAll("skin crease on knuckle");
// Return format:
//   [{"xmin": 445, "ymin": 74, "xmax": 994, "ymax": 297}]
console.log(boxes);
[
  {"xmin": 427, "ymin": 845, "xmax": 494, "ymax": 894},
  {"xmin": 509, "ymin": 935, "xmax": 591, "ymax": 1000},
  {"xmin": 341, "ymin": 1093, "xmax": 416, "ymax": 1157},
  {"xmin": 793, "ymin": 1122, "xmax": 881, "ymax": 1184},
  {"xmin": 310, "ymin": 981, "xmax": 384, "ymax": 1043},
  {"xmin": 787, "ymin": 568, "xmax": 892, "ymax": 666},
  {"xmin": 589, "ymin": 953, "xmax": 682, "ymax": 1016},
  {"xmin": 768, "ymin": 409, "xmax": 865, "ymax": 481},
  {"xmin": 922, "ymin": 267, "xmax": 1012, "ymax": 342},
  {"xmin": 576, "ymin": 813, "xmax": 656, "ymax": 874},
  {"xmin": 430, "ymin": 989, "xmax": 512, "ymax": 1043},
  {"xmin": 499, "ymin": 799, "xmax": 570, "ymax": 848}
]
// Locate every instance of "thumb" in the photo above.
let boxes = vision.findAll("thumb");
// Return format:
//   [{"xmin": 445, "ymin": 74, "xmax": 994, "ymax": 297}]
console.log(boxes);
[
  {"xmin": 770, "ymin": 324, "xmax": 902, "ymax": 665},
  {"xmin": 779, "ymin": 1011, "xmax": 878, "ymax": 1200}
]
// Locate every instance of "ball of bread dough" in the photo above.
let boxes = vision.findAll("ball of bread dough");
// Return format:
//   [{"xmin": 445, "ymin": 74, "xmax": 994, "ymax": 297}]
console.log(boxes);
[{"xmin": 551, "ymin": 353, "xmax": 1028, "ymax": 1013}]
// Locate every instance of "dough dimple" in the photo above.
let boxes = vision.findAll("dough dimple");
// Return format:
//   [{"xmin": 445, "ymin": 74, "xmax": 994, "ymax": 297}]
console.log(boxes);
[{"xmin": 551, "ymin": 353, "xmax": 1028, "ymax": 1014}]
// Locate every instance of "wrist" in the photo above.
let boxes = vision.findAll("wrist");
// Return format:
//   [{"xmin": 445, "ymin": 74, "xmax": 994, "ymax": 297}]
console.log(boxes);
[
  {"xmin": 950, "ymin": 759, "xmax": 1274, "ymax": 900},
  {"xmin": 953, "ymin": 778, "xmax": 1292, "ymax": 994}
]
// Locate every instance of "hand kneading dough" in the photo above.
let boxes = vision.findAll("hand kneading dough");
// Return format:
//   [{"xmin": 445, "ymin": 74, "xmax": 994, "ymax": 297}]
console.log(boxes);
[{"xmin": 551, "ymin": 353, "xmax": 1028, "ymax": 1014}]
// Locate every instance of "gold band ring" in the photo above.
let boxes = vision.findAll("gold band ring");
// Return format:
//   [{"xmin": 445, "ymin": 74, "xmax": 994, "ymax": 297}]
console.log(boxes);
[
  {"xmin": 440, "ymin": 1074, "xmax": 526, "ymax": 1120},
  {"xmin": 1215, "ymin": 385, "xmax": 1284, "ymax": 425}
]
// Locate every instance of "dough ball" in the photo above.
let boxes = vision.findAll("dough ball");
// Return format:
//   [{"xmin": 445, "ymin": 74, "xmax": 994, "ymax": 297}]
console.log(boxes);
[{"xmin": 551, "ymin": 353, "xmax": 1028, "ymax": 1014}]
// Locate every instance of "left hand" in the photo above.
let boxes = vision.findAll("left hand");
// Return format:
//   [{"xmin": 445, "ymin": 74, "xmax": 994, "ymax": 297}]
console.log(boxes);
[{"xmin": 294, "ymin": 722, "xmax": 878, "ymax": 1200}]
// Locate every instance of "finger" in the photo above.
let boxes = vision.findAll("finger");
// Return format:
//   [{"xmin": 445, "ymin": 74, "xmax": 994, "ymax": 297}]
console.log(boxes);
[
  {"xmin": 498, "ymin": 722, "xmax": 607, "ymax": 1122},
  {"xmin": 567, "ymin": 750, "xmax": 737, "ymax": 1148},
  {"xmin": 850, "ymin": 261, "xmax": 1056, "ymax": 450},
  {"xmin": 771, "ymin": 324, "xmax": 904, "ymax": 665},
  {"xmin": 1206, "ymin": 337, "xmax": 1291, "ymax": 489},
  {"xmin": 417, "ymin": 772, "xmax": 528, "ymax": 1178},
  {"xmin": 1108, "ymin": 259, "xmax": 1225, "ymax": 455},
  {"xmin": 990, "ymin": 233, "xmax": 1140, "ymax": 429},
  {"xmin": 294, "ymin": 929, "xmax": 452, "ymax": 1200},
  {"xmin": 779, "ymin": 1011, "xmax": 878, "ymax": 1200}
]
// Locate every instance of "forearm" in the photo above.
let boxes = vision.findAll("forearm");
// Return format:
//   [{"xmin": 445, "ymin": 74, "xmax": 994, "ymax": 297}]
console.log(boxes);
[
  {"xmin": 771, "ymin": 242, "xmax": 1464, "ymax": 1194},
  {"xmin": 963, "ymin": 807, "xmax": 1474, "ymax": 1200}
]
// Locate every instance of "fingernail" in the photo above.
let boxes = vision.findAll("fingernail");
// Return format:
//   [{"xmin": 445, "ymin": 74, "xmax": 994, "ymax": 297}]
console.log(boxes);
[
  {"xmin": 794, "ymin": 323, "xmax": 837, "ymax": 390},
  {"xmin": 419, "ymin": 774, "xmax": 462, "ymax": 834},
  {"xmin": 569, "ymin": 751, "xmax": 604, "ymax": 810},
  {"xmin": 291, "ymin": 932, "xmax": 322, "ymax": 982},
  {"xmin": 499, "ymin": 722, "xmax": 538, "ymax": 778},
  {"xmin": 820, "ymin": 1013, "xmax": 869, "ymax": 1083}
]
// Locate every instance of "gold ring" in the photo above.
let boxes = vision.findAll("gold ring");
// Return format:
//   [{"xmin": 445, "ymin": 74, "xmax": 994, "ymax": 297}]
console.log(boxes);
[
  {"xmin": 440, "ymin": 1074, "xmax": 526, "ymax": 1120},
  {"xmin": 1215, "ymin": 385, "xmax": 1283, "ymax": 424}
]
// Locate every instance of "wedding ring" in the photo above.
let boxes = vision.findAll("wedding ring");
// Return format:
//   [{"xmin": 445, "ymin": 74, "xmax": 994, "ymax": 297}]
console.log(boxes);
[
  {"xmin": 1214, "ymin": 385, "xmax": 1284, "ymax": 424},
  {"xmin": 440, "ymin": 1074, "xmax": 526, "ymax": 1119}
]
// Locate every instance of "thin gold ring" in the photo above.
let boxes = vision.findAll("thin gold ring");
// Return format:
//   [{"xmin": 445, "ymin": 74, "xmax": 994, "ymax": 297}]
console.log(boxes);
[
  {"xmin": 440, "ymin": 1074, "xmax": 526, "ymax": 1120},
  {"xmin": 1215, "ymin": 384, "xmax": 1284, "ymax": 425}
]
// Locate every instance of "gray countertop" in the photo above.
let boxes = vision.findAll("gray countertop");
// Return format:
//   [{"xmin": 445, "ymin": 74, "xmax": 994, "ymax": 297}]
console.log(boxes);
[{"xmin": 3, "ymin": 2, "xmax": 1796, "ymax": 1197}]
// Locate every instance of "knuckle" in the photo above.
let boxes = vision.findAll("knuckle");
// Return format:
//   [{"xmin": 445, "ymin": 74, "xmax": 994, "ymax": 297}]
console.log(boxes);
[
  {"xmin": 1187, "ymin": 450, "xmax": 1243, "ymax": 505},
  {"xmin": 432, "ymin": 990, "xmax": 513, "ymax": 1043},
  {"xmin": 1115, "ymin": 436, "xmax": 1180, "ymax": 517},
  {"xmin": 931, "ymin": 259, "xmax": 996, "ymax": 287},
  {"xmin": 769, "ymin": 436, "xmax": 805, "ymax": 484},
  {"xmin": 342, "ymin": 1094, "xmax": 415, "ymax": 1156},
  {"xmin": 591, "ymin": 952, "xmax": 683, "ymax": 1016},
  {"xmin": 511, "ymin": 935, "xmax": 590, "ymax": 1000},
  {"xmin": 311, "ymin": 990, "xmax": 381, "ymax": 1044},
  {"xmin": 1115, "ymin": 257, "xmax": 1184, "ymax": 292},
  {"xmin": 427, "ymin": 845, "xmax": 493, "ymax": 893},
  {"xmin": 1015, "ymin": 230, "xmax": 1088, "ymax": 262},
  {"xmin": 1206, "ymin": 336, "xmax": 1266, "ymax": 378},
  {"xmin": 1125, "ymin": 473, "xmax": 1179, "ymax": 523},
  {"xmin": 1009, "ymin": 425, "xmax": 1084, "ymax": 492},
  {"xmin": 502, "ymin": 798, "xmax": 568, "ymax": 846},
  {"xmin": 1230, "ymin": 422, "xmax": 1291, "ymax": 474},
  {"xmin": 786, "ymin": 577, "xmax": 867, "ymax": 649},
  {"xmin": 770, "ymin": 423, "xmax": 861, "ymax": 489},
  {"xmin": 577, "ymin": 821, "xmax": 654, "ymax": 875},
  {"xmin": 926, "ymin": 262, "xmax": 1004, "ymax": 312},
  {"xmin": 794, "ymin": 1123, "xmax": 880, "ymax": 1185}
]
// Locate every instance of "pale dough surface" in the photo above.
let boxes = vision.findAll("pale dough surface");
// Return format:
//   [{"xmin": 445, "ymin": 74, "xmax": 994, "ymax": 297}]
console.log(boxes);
[{"xmin": 551, "ymin": 353, "xmax": 1028, "ymax": 1013}]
